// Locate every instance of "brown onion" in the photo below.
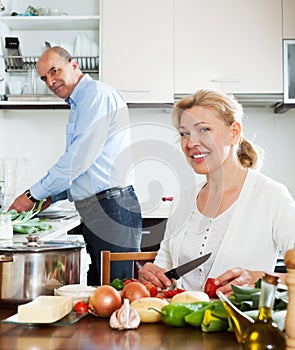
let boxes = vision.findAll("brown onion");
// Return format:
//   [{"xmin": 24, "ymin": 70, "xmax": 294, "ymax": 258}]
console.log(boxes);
[
  {"xmin": 122, "ymin": 281, "xmax": 150, "ymax": 302},
  {"xmin": 89, "ymin": 285, "xmax": 122, "ymax": 318}
]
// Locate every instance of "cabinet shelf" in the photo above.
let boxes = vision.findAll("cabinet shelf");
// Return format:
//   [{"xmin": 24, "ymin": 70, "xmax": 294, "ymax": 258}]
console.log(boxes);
[
  {"xmin": 4, "ymin": 55, "xmax": 99, "ymax": 73},
  {"xmin": 0, "ymin": 15, "xmax": 99, "ymax": 31}
]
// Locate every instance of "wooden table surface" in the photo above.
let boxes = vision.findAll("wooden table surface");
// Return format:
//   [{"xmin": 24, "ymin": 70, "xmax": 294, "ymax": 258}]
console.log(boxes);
[{"xmin": 0, "ymin": 307, "xmax": 243, "ymax": 350}]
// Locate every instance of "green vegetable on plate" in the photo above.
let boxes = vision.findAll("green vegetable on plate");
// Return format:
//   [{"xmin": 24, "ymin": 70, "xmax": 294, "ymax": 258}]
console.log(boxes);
[{"xmin": 2, "ymin": 199, "xmax": 52, "ymax": 234}]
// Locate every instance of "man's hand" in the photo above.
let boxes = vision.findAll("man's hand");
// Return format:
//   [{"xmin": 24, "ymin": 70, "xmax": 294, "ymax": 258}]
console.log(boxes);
[
  {"xmin": 8, "ymin": 193, "xmax": 35, "ymax": 212},
  {"xmin": 8, "ymin": 194, "xmax": 52, "ymax": 213}
]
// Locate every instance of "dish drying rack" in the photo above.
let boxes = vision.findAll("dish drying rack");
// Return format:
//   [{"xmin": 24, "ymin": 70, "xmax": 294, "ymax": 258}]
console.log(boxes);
[{"xmin": 4, "ymin": 55, "xmax": 99, "ymax": 73}]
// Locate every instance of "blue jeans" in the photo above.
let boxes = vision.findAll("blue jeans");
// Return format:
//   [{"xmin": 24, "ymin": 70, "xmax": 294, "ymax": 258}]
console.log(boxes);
[{"xmin": 75, "ymin": 186, "xmax": 142, "ymax": 285}]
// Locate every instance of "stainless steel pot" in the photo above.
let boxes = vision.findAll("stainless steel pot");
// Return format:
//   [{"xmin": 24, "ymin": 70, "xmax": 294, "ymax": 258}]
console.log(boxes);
[{"xmin": 0, "ymin": 235, "xmax": 85, "ymax": 305}]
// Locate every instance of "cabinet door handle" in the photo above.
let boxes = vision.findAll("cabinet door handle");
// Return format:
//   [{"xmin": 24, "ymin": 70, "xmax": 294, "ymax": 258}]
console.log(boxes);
[
  {"xmin": 142, "ymin": 230, "xmax": 151, "ymax": 235},
  {"xmin": 0, "ymin": 76, "xmax": 4, "ymax": 82},
  {"xmin": 211, "ymin": 79, "xmax": 241, "ymax": 83}
]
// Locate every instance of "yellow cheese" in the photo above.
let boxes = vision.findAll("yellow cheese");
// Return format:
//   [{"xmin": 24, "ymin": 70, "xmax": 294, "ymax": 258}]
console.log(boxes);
[{"xmin": 18, "ymin": 296, "xmax": 73, "ymax": 323}]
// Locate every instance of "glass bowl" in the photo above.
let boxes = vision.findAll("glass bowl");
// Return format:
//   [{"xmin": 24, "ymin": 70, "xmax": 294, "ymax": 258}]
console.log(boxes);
[{"xmin": 54, "ymin": 284, "xmax": 96, "ymax": 306}]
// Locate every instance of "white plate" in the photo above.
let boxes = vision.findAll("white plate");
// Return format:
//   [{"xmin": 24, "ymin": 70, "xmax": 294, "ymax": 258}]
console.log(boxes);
[{"xmin": 1, "ymin": 311, "xmax": 87, "ymax": 326}]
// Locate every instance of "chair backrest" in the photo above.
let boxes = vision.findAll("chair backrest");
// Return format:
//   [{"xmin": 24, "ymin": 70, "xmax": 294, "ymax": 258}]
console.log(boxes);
[{"xmin": 101, "ymin": 250, "xmax": 157, "ymax": 285}]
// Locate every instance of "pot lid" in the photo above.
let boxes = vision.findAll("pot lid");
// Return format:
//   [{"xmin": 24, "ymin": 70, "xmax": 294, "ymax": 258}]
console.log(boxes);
[{"xmin": 0, "ymin": 234, "xmax": 85, "ymax": 252}]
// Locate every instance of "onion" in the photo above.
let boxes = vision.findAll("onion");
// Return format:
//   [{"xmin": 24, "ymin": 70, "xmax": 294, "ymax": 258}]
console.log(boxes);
[
  {"xmin": 89, "ymin": 285, "xmax": 122, "ymax": 318},
  {"xmin": 122, "ymin": 281, "xmax": 150, "ymax": 302}
]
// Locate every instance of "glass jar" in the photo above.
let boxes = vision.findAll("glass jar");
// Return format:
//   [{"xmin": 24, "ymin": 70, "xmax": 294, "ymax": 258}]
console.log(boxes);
[{"xmin": 0, "ymin": 213, "xmax": 13, "ymax": 239}]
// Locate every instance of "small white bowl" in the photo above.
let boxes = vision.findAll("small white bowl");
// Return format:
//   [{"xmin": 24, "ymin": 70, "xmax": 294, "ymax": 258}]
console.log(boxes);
[{"xmin": 54, "ymin": 284, "xmax": 96, "ymax": 306}]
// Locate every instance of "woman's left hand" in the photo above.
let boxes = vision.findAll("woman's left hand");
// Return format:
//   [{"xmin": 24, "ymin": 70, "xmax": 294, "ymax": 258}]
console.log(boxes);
[{"xmin": 213, "ymin": 267, "xmax": 264, "ymax": 296}]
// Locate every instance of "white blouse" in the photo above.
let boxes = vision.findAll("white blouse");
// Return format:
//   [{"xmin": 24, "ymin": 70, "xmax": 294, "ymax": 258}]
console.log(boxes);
[{"xmin": 179, "ymin": 202, "xmax": 236, "ymax": 291}]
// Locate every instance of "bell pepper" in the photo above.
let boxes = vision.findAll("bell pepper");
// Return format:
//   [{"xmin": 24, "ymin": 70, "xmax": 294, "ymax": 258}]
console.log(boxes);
[
  {"xmin": 184, "ymin": 300, "xmax": 226, "ymax": 327},
  {"xmin": 158, "ymin": 302, "xmax": 210, "ymax": 327},
  {"xmin": 110, "ymin": 278, "xmax": 125, "ymax": 290},
  {"xmin": 184, "ymin": 304, "xmax": 211, "ymax": 327},
  {"xmin": 201, "ymin": 309, "xmax": 228, "ymax": 332},
  {"xmin": 210, "ymin": 300, "xmax": 228, "ymax": 320}
]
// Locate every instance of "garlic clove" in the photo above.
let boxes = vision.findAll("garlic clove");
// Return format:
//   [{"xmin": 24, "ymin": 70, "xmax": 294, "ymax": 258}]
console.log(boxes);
[{"xmin": 109, "ymin": 298, "xmax": 141, "ymax": 330}]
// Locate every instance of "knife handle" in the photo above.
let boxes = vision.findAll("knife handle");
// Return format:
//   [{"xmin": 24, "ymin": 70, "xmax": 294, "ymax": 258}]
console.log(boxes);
[{"xmin": 164, "ymin": 269, "xmax": 179, "ymax": 280}]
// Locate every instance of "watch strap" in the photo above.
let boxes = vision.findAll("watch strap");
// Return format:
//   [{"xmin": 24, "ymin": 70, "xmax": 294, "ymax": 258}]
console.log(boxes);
[{"xmin": 24, "ymin": 189, "xmax": 39, "ymax": 203}]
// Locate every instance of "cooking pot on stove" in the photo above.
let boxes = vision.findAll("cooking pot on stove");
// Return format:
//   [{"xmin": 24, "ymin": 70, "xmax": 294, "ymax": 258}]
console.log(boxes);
[{"xmin": 0, "ymin": 234, "xmax": 85, "ymax": 306}]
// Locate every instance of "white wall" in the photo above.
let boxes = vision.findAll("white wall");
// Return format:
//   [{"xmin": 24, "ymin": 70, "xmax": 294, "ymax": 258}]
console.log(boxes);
[{"xmin": 1, "ymin": 106, "xmax": 295, "ymax": 213}]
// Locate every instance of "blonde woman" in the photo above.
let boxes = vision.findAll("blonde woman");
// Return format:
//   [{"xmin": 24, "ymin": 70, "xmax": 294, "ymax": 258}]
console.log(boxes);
[{"xmin": 139, "ymin": 89, "xmax": 295, "ymax": 295}]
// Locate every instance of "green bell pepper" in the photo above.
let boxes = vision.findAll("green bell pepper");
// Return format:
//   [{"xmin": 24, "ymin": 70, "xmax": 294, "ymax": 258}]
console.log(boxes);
[
  {"xmin": 201, "ymin": 309, "xmax": 228, "ymax": 333},
  {"xmin": 159, "ymin": 302, "xmax": 209, "ymax": 327},
  {"xmin": 110, "ymin": 278, "xmax": 125, "ymax": 290}
]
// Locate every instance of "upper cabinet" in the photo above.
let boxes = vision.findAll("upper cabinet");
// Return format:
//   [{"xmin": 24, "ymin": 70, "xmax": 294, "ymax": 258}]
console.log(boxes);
[
  {"xmin": 174, "ymin": 0, "xmax": 282, "ymax": 95},
  {"xmin": 283, "ymin": 0, "xmax": 295, "ymax": 38},
  {"xmin": 100, "ymin": 0, "xmax": 174, "ymax": 103}
]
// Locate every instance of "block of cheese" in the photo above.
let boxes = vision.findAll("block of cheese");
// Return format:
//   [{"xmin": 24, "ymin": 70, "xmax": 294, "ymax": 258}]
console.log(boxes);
[{"xmin": 18, "ymin": 296, "xmax": 73, "ymax": 323}]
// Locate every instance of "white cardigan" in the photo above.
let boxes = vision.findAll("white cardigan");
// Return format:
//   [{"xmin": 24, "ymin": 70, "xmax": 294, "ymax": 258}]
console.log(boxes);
[{"xmin": 154, "ymin": 169, "xmax": 295, "ymax": 287}]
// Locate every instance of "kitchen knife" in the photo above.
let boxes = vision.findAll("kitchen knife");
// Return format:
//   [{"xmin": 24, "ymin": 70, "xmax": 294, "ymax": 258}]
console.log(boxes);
[{"xmin": 164, "ymin": 252, "xmax": 212, "ymax": 280}]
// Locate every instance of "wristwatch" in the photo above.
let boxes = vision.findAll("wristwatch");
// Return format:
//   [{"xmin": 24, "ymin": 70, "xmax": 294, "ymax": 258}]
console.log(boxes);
[{"xmin": 24, "ymin": 189, "xmax": 39, "ymax": 204}]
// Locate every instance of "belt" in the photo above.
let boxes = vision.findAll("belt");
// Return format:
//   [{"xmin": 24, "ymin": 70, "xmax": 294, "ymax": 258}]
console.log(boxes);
[{"xmin": 95, "ymin": 186, "xmax": 133, "ymax": 201}]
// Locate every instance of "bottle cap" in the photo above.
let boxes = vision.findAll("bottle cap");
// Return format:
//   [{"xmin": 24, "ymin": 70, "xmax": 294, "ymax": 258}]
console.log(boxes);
[{"xmin": 263, "ymin": 273, "xmax": 280, "ymax": 285}]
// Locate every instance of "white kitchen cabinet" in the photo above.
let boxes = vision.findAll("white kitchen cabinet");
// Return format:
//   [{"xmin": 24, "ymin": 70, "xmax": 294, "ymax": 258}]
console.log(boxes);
[
  {"xmin": 283, "ymin": 0, "xmax": 295, "ymax": 38},
  {"xmin": 100, "ymin": 0, "xmax": 174, "ymax": 103},
  {"xmin": 174, "ymin": 0, "xmax": 282, "ymax": 94}
]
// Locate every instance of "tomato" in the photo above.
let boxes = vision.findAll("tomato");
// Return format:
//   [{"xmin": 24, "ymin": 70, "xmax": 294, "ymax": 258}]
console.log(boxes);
[
  {"xmin": 204, "ymin": 277, "xmax": 218, "ymax": 298},
  {"xmin": 144, "ymin": 282, "xmax": 159, "ymax": 297},
  {"xmin": 149, "ymin": 286, "xmax": 159, "ymax": 297},
  {"xmin": 162, "ymin": 288, "xmax": 185, "ymax": 298},
  {"xmin": 123, "ymin": 278, "xmax": 139, "ymax": 285},
  {"xmin": 74, "ymin": 301, "xmax": 89, "ymax": 313}
]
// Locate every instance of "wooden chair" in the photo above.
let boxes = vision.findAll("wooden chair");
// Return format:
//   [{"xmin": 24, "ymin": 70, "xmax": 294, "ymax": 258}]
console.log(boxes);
[{"xmin": 101, "ymin": 250, "xmax": 157, "ymax": 285}]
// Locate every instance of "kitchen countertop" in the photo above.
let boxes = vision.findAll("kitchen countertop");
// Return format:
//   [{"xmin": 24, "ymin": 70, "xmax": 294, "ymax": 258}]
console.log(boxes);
[
  {"xmin": 0, "ymin": 214, "xmax": 81, "ymax": 247},
  {"xmin": 0, "ymin": 308, "xmax": 242, "ymax": 350}
]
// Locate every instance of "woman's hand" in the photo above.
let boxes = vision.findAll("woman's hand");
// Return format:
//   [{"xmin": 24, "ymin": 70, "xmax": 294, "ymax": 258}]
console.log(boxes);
[
  {"xmin": 138, "ymin": 262, "xmax": 173, "ymax": 289},
  {"xmin": 213, "ymin": 267, "xmax": 264, "ymax": 296}
]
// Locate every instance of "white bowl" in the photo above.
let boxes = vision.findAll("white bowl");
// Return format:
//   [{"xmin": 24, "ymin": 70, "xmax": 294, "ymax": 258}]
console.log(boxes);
[{"xmin": 54, "ymin": 284, "xmax": 96, "ymax": 306}]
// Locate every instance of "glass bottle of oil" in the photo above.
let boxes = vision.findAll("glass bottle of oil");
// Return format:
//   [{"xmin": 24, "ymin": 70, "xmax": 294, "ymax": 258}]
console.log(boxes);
[
  {"xmin": 243, "ymin": 273, "xmax": 286, "ymax": 350},
  {"xmin": 217, "ymin": 289, "xmax": 254, "ymax": 344}
]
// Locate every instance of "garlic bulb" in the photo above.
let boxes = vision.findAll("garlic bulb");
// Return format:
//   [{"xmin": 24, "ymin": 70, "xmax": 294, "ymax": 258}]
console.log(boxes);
[{"xmin": 109, "ymin": 298, "xmax": 141, "ymax": 330}]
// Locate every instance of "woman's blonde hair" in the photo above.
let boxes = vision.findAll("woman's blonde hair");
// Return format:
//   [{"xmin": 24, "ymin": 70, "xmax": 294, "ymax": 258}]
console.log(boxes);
[{"xmin": 172, "ymin": 89, "xmax": 262, "ymax": 169}]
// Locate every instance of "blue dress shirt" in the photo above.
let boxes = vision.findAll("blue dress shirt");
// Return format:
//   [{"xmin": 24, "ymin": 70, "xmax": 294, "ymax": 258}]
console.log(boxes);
[{"xmin": 31, "ymin": 75, "xmax": 134, "ymax": 202}]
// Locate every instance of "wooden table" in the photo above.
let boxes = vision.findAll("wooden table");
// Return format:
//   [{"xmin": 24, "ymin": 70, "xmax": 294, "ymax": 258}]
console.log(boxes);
[{"xmin": 0, "ymin": 307, "xmax": 242, "ymax": 350}]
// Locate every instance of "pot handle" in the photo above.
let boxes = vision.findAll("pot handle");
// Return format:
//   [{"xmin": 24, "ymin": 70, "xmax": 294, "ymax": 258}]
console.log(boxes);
[{"xmin": 0, "ymin": 255, "xmax": 13, "ymax": 263}]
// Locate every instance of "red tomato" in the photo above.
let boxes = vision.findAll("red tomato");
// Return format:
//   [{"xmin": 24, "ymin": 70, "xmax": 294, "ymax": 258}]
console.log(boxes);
[
  {"xmin": 144, "ymin": 282, "xmax": 159, "ymax": 297},
  {"xmin": 123, "ymin": 278, "xmax": 139, "ymax": 285},
  {"xmin": 74, "ymin": 301, "xmax": 88, "ymax": 313},
  {"xmin": 204, "ymin": 277, "xmax": 218, "ymax": 298},
  {"xmin": 162, "ymin": 288, "xmax": 184, "ymax": 298},
  {"xmin": 149, "ymin": 286, "xmax": 159, "ymax": 297}
]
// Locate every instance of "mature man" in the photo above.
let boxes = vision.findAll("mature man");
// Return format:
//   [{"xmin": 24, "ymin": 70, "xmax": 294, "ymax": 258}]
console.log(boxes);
[{"xmin": 9, "ymin": 46, "xmax": 142, "ymax": 285}]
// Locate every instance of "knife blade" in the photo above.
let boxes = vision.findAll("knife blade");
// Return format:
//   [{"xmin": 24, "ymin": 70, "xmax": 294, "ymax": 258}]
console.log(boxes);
[{"xmin": 164, "ymin": 252, "xmax": 212, "ymax": 280}]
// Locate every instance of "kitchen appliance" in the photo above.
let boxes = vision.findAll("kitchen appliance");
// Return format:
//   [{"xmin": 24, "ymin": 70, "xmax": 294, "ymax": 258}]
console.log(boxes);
[
  {"xmin": 0, "ymin": 234, "xmax": 85, "ymax": 306},
  {"xmin": 164, "ymin": 252, "xmax": 211, "ymax": 280},
  {"xmin": 283, "ymin": 39, "xmax": 295, "ymax": 104}
]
